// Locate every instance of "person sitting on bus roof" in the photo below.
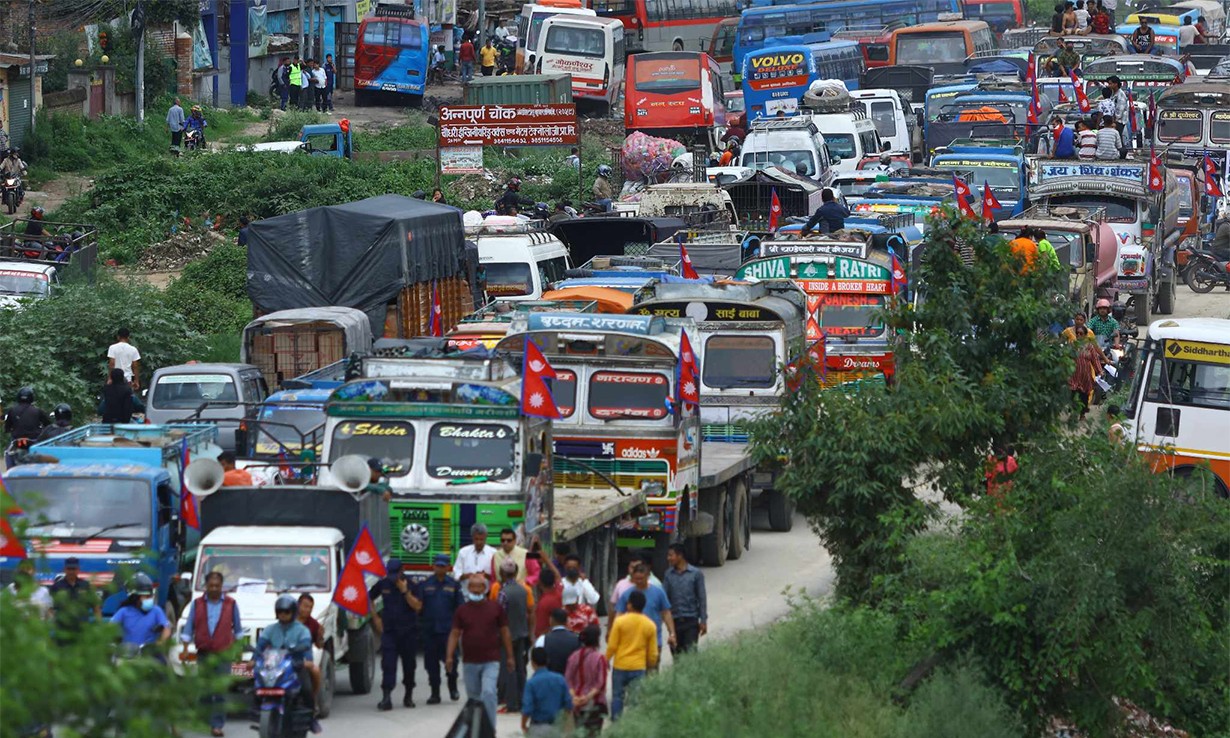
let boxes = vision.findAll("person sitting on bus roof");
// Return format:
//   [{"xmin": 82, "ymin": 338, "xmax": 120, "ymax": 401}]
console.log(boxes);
[
  {"xmin": 1055, "ymin": 41, "xmax": 1081, "ymax": 75},
  {"xmin": 801, "ymin": 189, "xmax": 850, "ymax": 236},
  {"xmin": 1062, "ymin": 2, "xmax": 1079, "ymax": 33},
  {"xmin": 1090, "ymin": 3, "xmax": 1113, "ymax": 33},
  {"xmin": 1074, "ymin": 0, "xmax": 1090, "ymax": 29},
  {"xmin": 1051, "ymin": 116, "xmax": 1077, "ymax": 158},
  {"xmin": 1129, "ymin": 16, "xmax": 1155, "ymax": 54}
]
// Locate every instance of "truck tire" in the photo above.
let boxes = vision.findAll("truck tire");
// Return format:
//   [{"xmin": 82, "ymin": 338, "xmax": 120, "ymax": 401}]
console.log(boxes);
[
  {"xmin": 1157, "ymin": 275, "xmax": 1176, "ymax": 314},
  {"xmin": 1134, "ymin": 294, "xmax": 1151, "ymax": 327},
  {"xmin": 316, "ymin": 650, "xmax": 336, "ymax": 718},
  {"xmin": 727, "ymin": 479, "xmax": 749, "ymax": 561},
  {"xmin": 347, "ymin": 625, "xmax": 375, "ymax": 695},
  {"xmin": 767, "ymin": 490, "xmax": 795, "ymax": 532},
  {"xmin": 698, "ymin": 490, "xmax": 728, "ymax": 567}
]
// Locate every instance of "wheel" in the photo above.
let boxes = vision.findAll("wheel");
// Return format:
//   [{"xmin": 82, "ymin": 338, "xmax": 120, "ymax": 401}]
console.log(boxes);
[
  {"xmin": 1172, "ymin": 466, "xmax": 1229, "ymax": 500},
  {"xmin": 1133, "ymin": 293, "xmax": 1151, "ymax": 326},
  {"xmin": 1184, "ymin": 264, "xmax": 1218, "ymax": 294},
  {"xmin": 727, "ymin": 479, "xmax": 749, "ymax": 561},
  {"xmin": 347, "ymin": 624, "xmax": 375, "ymax": 694},
  {"xmin": 258, "ymin": 708, "xmax": 279, "ymax": 738},
  {"xmin": 316, "ymin": 651, "xmax": 335, "ymax": 718},
  {"xmin": 354, "ymin": 89, "xmax": 368, "ymax": 107},
  {"xmin": 766, "ymin": 490, "xmax": 795, "ymax": 532},
  {"xmin": 698, "ymin": 489, "xmax": 728, "ymax": 567},
  {"xmin": 1156, "ymin": 274, "xmax": 1176, "ymax": 314},
  {"xmin": 672, "ymin": 39, "xmax": 685, "ymax": 51}
]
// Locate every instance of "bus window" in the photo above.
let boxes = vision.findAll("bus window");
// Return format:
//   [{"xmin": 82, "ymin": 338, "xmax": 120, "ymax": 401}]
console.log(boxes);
[
  {"xmin": 1213, "ymin": 112, "xmax": 1230, "ymax": 145},
  {"xmin": 704, "ymin": 335, "xmax": 777, "ymax": 388},
  {"xmin": 363, "ymin": 20, "xmax": 421, "ymax": 48},
  {"xmin": 546, "ymin": 24, "xmax": 606, "ymax": 56},
  {"xmin": 867, "ymin": 100, "xmax": 897, "ymax": 138},
  {"xmin": 859, "ymin": 129, "xmax": 880, "ymax": 157},
  {"xmin": 896, "ymin": 32, "xmax": 968, "ymax": 64},
  {"xmin": 1157, "ymin": 110, "xmax": 1202, "ymax": 143},
  {"xmin": 588, "ymin": 371, "xmax": 670, "ymax": 419},
  {"xmin": 710, "ymin": 18, "xmax": 736, "ymax": 59},
  {"xmin": 1146, "ymin": 357, "xmax": 1230, "ymax": 410},
  {"xmin": 593, "ymin": 0, "xmax": 635, "ymax": 16},
  {"xmin": 634, "ymin": 55, "xmax": 702, "ymax": 92}
]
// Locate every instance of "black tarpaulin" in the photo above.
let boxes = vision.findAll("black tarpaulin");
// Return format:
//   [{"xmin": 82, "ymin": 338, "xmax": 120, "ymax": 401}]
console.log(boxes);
[{"xmin": 246, "ymin": 195, "xmax": 466, "ymax": 333}]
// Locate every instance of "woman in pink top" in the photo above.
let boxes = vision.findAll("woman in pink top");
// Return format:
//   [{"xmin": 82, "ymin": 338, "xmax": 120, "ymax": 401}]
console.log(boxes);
[{"xmin": 565, "ymin": 625, "xmax": 608, "ymax": 734}]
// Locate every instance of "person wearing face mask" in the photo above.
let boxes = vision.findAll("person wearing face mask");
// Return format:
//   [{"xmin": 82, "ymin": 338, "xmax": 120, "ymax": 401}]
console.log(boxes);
[
  {"xmin": 447, "ymin": 575, "xmax": 515, "ymax": 729},
  {"xmin": 561, "ymin": 553, "xmax": 600, "ymax": 607},
  {"xmin": 453, "ymin": 523, "xmax": 496, "ymax": 583},
  {"xmin": 110, "ymin": 572, "xmax": 171, "ymax": 652}
]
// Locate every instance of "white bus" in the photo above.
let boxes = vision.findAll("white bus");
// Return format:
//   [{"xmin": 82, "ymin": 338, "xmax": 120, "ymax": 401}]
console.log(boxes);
[
  {"xmin": 537, "ymin": 16, "xmax": 626, "ymax": 113},
  {"xmin": 516, "ymin": 1, "xmax": 597, "ymax": 74}
]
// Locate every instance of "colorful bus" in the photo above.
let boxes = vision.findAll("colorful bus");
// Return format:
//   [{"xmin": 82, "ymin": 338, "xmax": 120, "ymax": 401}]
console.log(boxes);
[
  {"xmin": 960, "ymin": 0, "xmax": 1023, "ymax": 34},
  {"xmin": 354, "ymin": 5, "xmax": 430, "ymax": 105},
  {"xmin": 888, "ymin": 20, "xmax": 996, "ymax": 76},
  {"xmin": 625, "ymin": 51, "xmax": 728, "ymax": 145},
  {"xmin": 590, "ymin": 0, "xmax": 739, "ymax": 55},
  {"xmin": 741, "ymin": 39, "xmax": 864, "ymax": 120}
]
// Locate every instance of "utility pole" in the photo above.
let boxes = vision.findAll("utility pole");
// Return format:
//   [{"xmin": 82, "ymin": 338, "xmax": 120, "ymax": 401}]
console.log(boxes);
[
  {"xmin": 133, "ymin": 1, "xmax": 146, "ymax": 124},
  {"xmin": 28, "ymin": 0, "xmax": 35, "ymax": 134},
  {"xmin": 298, "ymin": 0, "xmax": 306, "ymax": 57},
  {"xmin": 478, "ymin": 0, "xmax": 486, "ymax": 47},
  {"xmin": 306, "ymin": 0, "xmax": 315, "ymax": 60}
]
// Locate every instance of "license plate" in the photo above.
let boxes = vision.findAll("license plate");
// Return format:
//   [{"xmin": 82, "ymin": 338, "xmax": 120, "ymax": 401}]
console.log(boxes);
[
  {"xmin": 231, "ymin": 662, "xmax": 254, "ymax": 678},
  {"xmin": 255, "ymin": 688, "xmax": 285, "ymax": 696}
]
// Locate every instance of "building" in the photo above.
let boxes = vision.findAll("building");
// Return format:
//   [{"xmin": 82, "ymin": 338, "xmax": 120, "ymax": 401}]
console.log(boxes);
[{"xmin": 0, "ymin": 53, "xmax": 52, "ymax": 147}]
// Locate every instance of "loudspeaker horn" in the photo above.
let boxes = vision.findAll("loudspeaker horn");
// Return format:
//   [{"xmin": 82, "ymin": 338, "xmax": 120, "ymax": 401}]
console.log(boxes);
[
  {"xmin": 331, "ymin": 455, "xmax": 371, "ymax": 493},
  {"xmin": 184, "ymin": 458, "xmax": 225, "ymax": 498}
]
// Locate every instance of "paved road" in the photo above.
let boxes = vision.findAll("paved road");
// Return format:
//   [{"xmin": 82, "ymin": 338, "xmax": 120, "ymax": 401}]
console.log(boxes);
[{"xmin": 195, "ymin": 510, "xmax": 832, "ymax": 738}]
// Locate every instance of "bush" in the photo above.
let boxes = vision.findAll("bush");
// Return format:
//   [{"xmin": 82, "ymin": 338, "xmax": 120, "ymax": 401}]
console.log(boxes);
[
  {"xmin": 161, "ymin": 280, "xmax": 251, "ymax": 335},
  {"xmin": 261, "ymin": 111, "xmax": 326, "ymax": 141},
  {"xmin": 178, "ymin": 244, "xmax": 248, "ymax": 300}
]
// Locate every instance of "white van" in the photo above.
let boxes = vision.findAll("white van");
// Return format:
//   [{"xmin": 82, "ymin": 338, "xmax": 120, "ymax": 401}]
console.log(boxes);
[
  {"xmin": 537, "ymin": 16, "xmax": 625, "ymax": 113},
  {"xmin": 474, "ymin": 216, "xmax": 572, "ymax": 302},
  {"xmin": 849, "ymin": 89, "xmax": 915, "ymax": 158},
  {"xmin": 805, "ymin": 108, "xmax": 881, "ymax": 174},
  {"xmin": 517, "ymin": 2, "xmax": 596, "ymax": 74},
  {"xmin": 740, "ymin": 116, "xmax": 837, "ymax": 188}
]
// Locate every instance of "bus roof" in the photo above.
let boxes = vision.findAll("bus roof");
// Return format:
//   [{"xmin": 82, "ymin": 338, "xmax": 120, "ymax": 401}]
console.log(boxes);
[
  {"xmin": 892, "ymin": 19, "xmax": 991, "ymax": 33},
  {"xmin": 1146, "ymin": 317, "xmax": 1230, "ymax": 345}
]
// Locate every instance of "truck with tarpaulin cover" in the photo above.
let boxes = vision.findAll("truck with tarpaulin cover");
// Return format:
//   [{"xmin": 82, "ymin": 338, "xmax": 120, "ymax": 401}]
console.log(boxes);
[
  {"xmin": 497, "ymin": 312, "xmax": 757, "ymax": 571},
  {"xmin": 630, "ymin": 280, "xmax": 807, "ymax": 532},
  {"xmin": 2, "ymin": 424, "xmax": 220, "ymax": 618},
  {"xmin": 1028, "ymin": 159, "xmax": 1180, "ymax": 326}
]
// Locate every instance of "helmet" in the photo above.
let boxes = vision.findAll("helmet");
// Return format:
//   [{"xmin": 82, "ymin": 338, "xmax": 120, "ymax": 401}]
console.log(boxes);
[
  {"xmin": 597, "ymin": 164, "xmax": 612, "ymax": 178},
  {"xmin": 31, "ymin": 207, "xmax": 44, "ymax": 220},
  {"xmin": 275, "ymin": 594, "xmax": 298, "ymax": 614},
  {"xmin": 16, "ymin": 386, "xmax": 34, "ymax": 403},
  {"xmin": 1095, "ymin": 298, "xmax": 1112, "ymax": 309},
  {"xmin": 128, "ymin": 572, "xmax": 155, "ymax": 596},
  {"xmin": 508, "ymin": 177, "xmax": 522, "ymax": 190},
  {"xmin": 726, "ymin": 135, "xmax": 741, "ymax": 146},
  {"xmin": 53, "ymin": 403, "xmax": 72, "ymax": 421},
  {"xmin": 191, "ymin": 105, "xmax": 202, "ymax": 113},
  {"xmin": 7, "ymin": 147, "xmax": 19, "ymax": 156}
]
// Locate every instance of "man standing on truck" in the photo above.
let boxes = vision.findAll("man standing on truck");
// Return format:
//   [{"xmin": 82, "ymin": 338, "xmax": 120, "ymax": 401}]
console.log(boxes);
[
  {"xmin": 107, "ymin": 327, "xmax": 141, "ymax": 389},
  {"xmin": 420, "ymin": 553, "xmax": 463, "ymax": 704},
  {"xmin": 801, "ymin": 189, "xmax": 851, "ymax": 236},
  {"xmin": 181, "ymin": 571, "xmax": 243, "ymax": 738},
  {"xmin": 447, "ymin": 575, "xmax": 516, "ymax": 729},
  {"xmin": 371, "ymin": 558, "xmax": 424, "ymax": 710}
]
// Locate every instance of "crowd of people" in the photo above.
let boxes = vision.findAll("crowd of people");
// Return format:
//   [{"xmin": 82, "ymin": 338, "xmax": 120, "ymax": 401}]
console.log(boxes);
[{"xmin": 271, "ymin": 56, "xmax": 337, "ymax": 114}]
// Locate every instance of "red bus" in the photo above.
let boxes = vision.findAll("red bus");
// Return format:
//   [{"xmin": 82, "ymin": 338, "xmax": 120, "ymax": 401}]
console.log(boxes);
[
  {"xmin": 624, "ymin": 52, "xmax": 728, "ymax": 146},
  {"xmin": 832, "ymin": 25, "xmax": 896, "ymax": 69},
  {"xmin": 590, "ymin": 0, "xmax": 737, "ymax": 55}
]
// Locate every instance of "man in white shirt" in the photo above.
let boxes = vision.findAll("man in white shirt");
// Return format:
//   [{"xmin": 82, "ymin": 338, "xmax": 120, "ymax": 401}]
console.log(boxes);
[
  {"xmin": 452, "ymin": 523, "xmax": 496, "ymax": 582},
  {"xmin": 107, "ymin": 327, "xmax": 142, "ymax": 389},
  {"xmin": 311, "ymin": 61, "xmax": 328, "ymax": 112},
  {"xmin": 561, "ymin": 553, "xmax": 600, "ymax": 606},
  {"xmin": 1074, "ymin": 0, "xmax": 1090, "ymax": 28},
  {"xmin": 1178, "ymin": 17, "xmax": 1197, "ymax": 47}
]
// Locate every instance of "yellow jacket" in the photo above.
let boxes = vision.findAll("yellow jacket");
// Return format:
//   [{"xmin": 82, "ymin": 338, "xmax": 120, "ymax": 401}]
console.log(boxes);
[{"xmin": 607, "ymin": 611, "xmax": 659, "ymax": 671}]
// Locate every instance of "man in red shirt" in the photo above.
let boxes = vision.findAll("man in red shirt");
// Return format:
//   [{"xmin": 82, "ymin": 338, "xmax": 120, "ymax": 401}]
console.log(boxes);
[
  {"xmin": 458, "ymin": 36, "xmax": 476, "ymax": 83},
  {"xmin": 447, "ymin": 576, "xmax": 515, "ymax": 729},
  {"xmin": 180, "ymin": 571, "xmax": 243, "ymax": 737},
  {"xmin": 534, "ymin": 568, "xmax": 563, "ymax": 638}
]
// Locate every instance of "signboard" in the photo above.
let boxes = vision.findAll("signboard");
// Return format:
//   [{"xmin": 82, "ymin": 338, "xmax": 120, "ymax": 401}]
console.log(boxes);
[
  {"xmin": 1036, "ymin": 162, "xmax": 1145, "ymax": 183},
  {"xmin": 440, "ymin": 146, "xmax": 483, "ymax": 174},
  {"xmin": 762, "ymin": 241, "xmax": 867, "ymax": 258},
  {"xmin": 527, "ymin": 313, "xmax": 660, "ymax": 334},
  {"xmin": 798, "ymin": 280, "xmax": 891, "ymax": 294},
  {"xmin": 735, "ymin": 257, "xmax": 790, "ymax": 280},
  {"xmin": 438, "ymin": 105, "xmax": 578, "ymax": 147},
  {"xmin": 1164, "ymin": 339, "xmax": 1230, "ymax": 366},
  {"xmin": 936, "ymin": 158, "xmax": 1016, "ymax": 169},
  {"xmin": 635, "ymin": 301, "xmax": 776, "ymax": 322},
  {"xmin": 1159, "ymin": 109, "xmax": 1201, "ymax": 121},
  {"xmin": 834, "ymin": 257, "xmax": 889, "ymax": 281},
  {"xmin": 1213, "ymin": 112, "xmax": 1230, "ymax": 145},
  {"xmin": 18, "ymin": 61, "xmax": 49, "ymax": 76},
  {"xmin": 746, "ymin": 50, "xmax": 809, "ymax": 91}
]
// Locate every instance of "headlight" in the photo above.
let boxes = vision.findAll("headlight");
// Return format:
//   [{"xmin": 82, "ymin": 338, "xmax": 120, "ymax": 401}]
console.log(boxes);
[
  {"xmin": 639, "ymin": 480, "xmax": 665, "ymax": 496},
  {"xmin": 637, "ymin": 512, "xmax": 662, "ymax": 530}
]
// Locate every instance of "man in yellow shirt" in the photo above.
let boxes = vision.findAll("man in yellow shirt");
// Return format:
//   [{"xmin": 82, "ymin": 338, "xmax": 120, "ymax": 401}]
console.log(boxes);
[
  {"xmin": 479, "ymin": 39, "xmax": 498, "ymax": 76},
  {"xmin": 606, "ymin": 589, "xmax": 658, "ymax": 720}
]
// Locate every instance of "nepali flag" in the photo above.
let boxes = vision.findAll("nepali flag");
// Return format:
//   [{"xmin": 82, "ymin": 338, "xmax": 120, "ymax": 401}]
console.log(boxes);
[
  {"xmin": 678, "ymin": 330, "xmax": 700, "ymax": 409},
  {"xmin": 0, "ymin": 478, "xmax": 27, "ymax": 559},
  {"xmin": 783, "ymin": 358, "xmax": 804, "ymax": 393},
  {"xmin": 890, "ymin": 253, "xmax": 907, "ymax": 296},
  {"xmin": 521, "ymin": 339, "xmax": 562, "ymax": 419},
  {"xmin": 1025, "ymin": 52, "xmax": 1036, "ymax": 84},
  {"xmin": 1126, "ymin": 89, "xmax": 1138, "ymax": 134},
  {"xmin": 332, "ymin": 551, "xmax": 372, "ymax": 617},
  {"xmin": 429, "ymin": 281, "xmax": 443, "ymax": 337},
  {"xmin": 953, "ymin": 175, "xmax": 977, "ymax": 219},
  {"xmin": 1070, "ymin": 70, "xmax": 1091, "ymax": 113},
  {"xmin": 982, "ymin": 181, "xmax": 1002, "ymax": 223},
  {"xmin": 1203, "ymin": 154, "xmax": 1224, "ymax": 197},
  {"xmin": 804, "ymin": 337, "xmax": 826, "ymax": 379},
  {"xmin": 679, "ymin": 236, "xmax": 700, "ymax": 279},
  {"xmin": 349, "ymin": 525, "xmax": 387, "ymax": 578},
  {"xmin": 1148, "ymin": 146, "xmax": 1164, "ymax": 193},
  {"xmin": 1027, "ymin": 79, "xmax": 1040, "ymax": 126},
  {"xmin": 179, "ymin": 440, "xmax": 200, "ymax": 530},
  {"xmin": 1147, "ymin": 91, "xmax": 1157, "ymax": 130},
  {"xmin": 768, "ymin": 188, "xmax": 782, "ymax": 232},
  {"xmin": 1057, "ymin": 84, "xmax": 1069, "ymax": 104}
]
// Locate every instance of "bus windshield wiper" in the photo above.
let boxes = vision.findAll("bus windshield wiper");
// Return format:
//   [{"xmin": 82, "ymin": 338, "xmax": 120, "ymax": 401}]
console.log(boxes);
[
  {"xmin": 600, "ymin": 412, "xmax": 654, "ymax": 422},
  {"xmin": 79, "ymin": 521, "xmax": 145, "ymax": 542}
]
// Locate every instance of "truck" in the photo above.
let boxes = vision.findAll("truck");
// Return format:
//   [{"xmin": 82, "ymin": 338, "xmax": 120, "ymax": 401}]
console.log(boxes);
[
  {"xmin": 1028, "ymin": 158, "xmax": 1181, "ymax": 325},
  {"xmin": 175, "ymin": 472, "xmax": 387, "ymax": 714},
  {"xmin": 245, "ymin": 121, "xmax": 432, "ymax": 164},
  {"xmin": 0, "ymin": 261, "xmax": 59, "ymax": 310},
  {"xmin": 0, "ymin": 218, "xmax": 99, "ymax": 285},
  {"xmin": 2, "ymin": 424, "xmax": 220, "ymax": 617},
  {"xmin": 930, "ymin": 138, "xmax": 1029, "ymax": 218},
  {"xmin": 999, "ymin": 204, "xmax": 1120, "ymax": 315}
]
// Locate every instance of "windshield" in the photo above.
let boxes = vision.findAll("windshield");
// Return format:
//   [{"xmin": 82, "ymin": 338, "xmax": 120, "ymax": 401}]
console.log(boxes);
[
  {"xmin": 252, "ymin": 406, "xmax": 325, "ymax": 455},
  {"xmin": 1146, "ymin": 355, "xmax": 1230, "ymax": 410},
  {"xmin": 329, "ymin": 419, "xmax": 414, "ymax": 477},
  {"xmin": 1036, "ymin": 230, "xmax": 1080, "ymax": 267},
  {"xmin": 896, "ymin": 32, "xmax": 968, "ymax": 65},
  {"xmin": 1046, "ymin": 195, "xmax": 1136, "ymax": 223},
  {"xmin": 197, "ymin": 545, "xmax": 332, "ymax": 593},
  {"xmin": 1174, "ymin": 176, "xmax": 1193, "ymax": 217},
  {"xmin": 482, "ymin": 262, "xmax": 535, "ymax": 297},
  {"xmin": 552, "ymin": 369, "xmax": 577, "ymax": 418},
  {"xmin": 815, "ymin": 293, "xmax": 886, "ymax": 338},
  {"xmin": 742, "ymin": 149, "xmax": 816, "ymax": 176},
  {"xmin": 824, "ymin": 134, "xmax": 856, "ymax": 160},
  {"xmin": 836, "ymin": 178, "xmax": 879, "ymax": 197},
  {"xmin": 704, "ymin": 335, "xmax": 777, "ymax": 388},
  {"xmin": 933, "ymin": 161, "xmax": 1019, "ymax": 193},
  {"xmin": 150, "ymin": 373, "xmax": 238, "ymax": 410},
  {"xmin": 725, "ymin": 94, "xmax": 745, "ymax": 113},
  {"xmin": 1212, "ymin": 112, "xmax": 1230, "ymax": 144},
  {"xmin": 362, "ymin": 20, "xmax": 422, "ymax": 48},
  {"xmin": 545, "ymin": 25, "xmax": 605, "ymax": 57},
  {"xmin": 1156, "ymin": 110, "xmax": 1202, "ymax": 143},
  {"xmin": 0, "ymin": 270, "xmax": 49, "ymax": 296},
  {"xmin": 7, "ymin": 477, "xmax": 151, "ymax": 539},
  {"xmin": 966, "ymin": 1, "xmax": 1016, "ymax": 17},
  {"xmin": 866, "ymin": 100, "xmax": 897, "ymax": 138},
  {"xmin": 427, "ymin": 423, "xmax": 516, "ymax": 480},
  {"xmin": 588, "ymin": 371, "xmax": 670, "ymax": 420},
  {"xmin": 634, "ymin": 55, "xmax": 702, "ymax": 94}
]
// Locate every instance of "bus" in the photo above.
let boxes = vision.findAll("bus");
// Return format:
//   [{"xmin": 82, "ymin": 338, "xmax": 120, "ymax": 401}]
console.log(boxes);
[
  {"xmin": 590, "ymin": 0, "xmax": 739, "ymax": 55},
  {"xmin": 888, "ymin": 20, "xmax": 996, "ymax": 76},
  {"xmin": 741, "ymin": 39, "xmax": 864, "ymax": 121},
  {"xmin": 518, "ymin": 0, "xmax": 597, "ymax": 74},
  {"xmin": 733, "ymin": 0, "xmax": 960, "ymax": 75},
  {"xmin": 832, "ymin": 25, "xmax": 897, "ymax": 70},
  {"xmin": 537, "ymin": 15, "xmax": 626, "ymax": 114},
  {"xmin": 1152, "ymin": 79, "xmax": 1230, "ymax": 157},
  {"xmin": 353, "ymin": 5, "xmax": 430, "ymax": 106},
  {"xmin": 625, "ymin": 51, "xmax": 728, "ymax": 145},
  {"xmin": 708, "ymin": 17, "xmax": 739, "ymax": 80},
  {"xmin": 960, "ymin": 0, "xmax": 1023, "ymax": 34}
]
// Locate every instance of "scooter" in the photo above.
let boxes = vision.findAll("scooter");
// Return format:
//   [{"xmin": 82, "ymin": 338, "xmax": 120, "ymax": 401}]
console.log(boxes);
[
  {"xmin": 1183, "ymin": 249, "xmax": 1230, "ymax": 293},
  {"xmin": 253, "ymin": 649, "xmax": 313, "ymax": 738}
]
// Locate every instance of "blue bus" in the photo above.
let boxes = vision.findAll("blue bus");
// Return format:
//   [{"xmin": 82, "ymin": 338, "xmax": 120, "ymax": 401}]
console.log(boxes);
[
  {"xmin": 742, "ymin": 38, "xmax": 864, "ymax": 121},
  {"xmin": 733, "ymin": 0, "xmax": 960, "ymax": 75},
  {"xmin": 354, "ymin": 4, "xmax": 431, "ymax": 106}
]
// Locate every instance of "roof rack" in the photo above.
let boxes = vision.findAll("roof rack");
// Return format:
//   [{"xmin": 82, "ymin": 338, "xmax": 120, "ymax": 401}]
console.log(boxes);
[
  {"xmin": 748, "ymin": 116, "xmax": 820, "ymax": 134},
  {"xmin": 466, "ymin": 219, "xmax": 557, "ymax": 240},
  {"xmin": 1010, "ymin": 204, "xmax": 1107, "ymax": 223},
  {"xmin": 580, "ymin": 255, "xmax": 678, "ymax": 272},
  {"xmin": 458, "ymin": 299, "xmax": 599, "ymax": 324}
]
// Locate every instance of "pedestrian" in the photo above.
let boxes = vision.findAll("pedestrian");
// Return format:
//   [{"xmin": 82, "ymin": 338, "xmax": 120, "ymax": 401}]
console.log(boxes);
[
  {"xmin": 180, "ymin": 571, "xmax": 243, "ymax": 737},
  {"xmin": 431, "ymin": 188, "xmax": 446, "ymax": 204},
  {"xmin": 609, "ymin": 554, "xmax": 661, "ymax": 619},
  {"xmin": 98, "ymin": 367, "xmax": 145, "ymax": 424},
  {"xmin": 275, "ymin": 57, "xmax": 291, "ymax": 110},
  {"xmin": 521, "ymin": 647, "xmax": 573, "ymax": 736},
  {"xmin": 1051, "ymin": 116, "xmax": 1076, "ymax": 159},
  {"xmin": 492, "ymin": 527, "xmax": 528, "ymax": 584},
  {"xmin": 1076, "ymin": 119, "xmax": 1098, "ymax": 159},
  {"xmin": 419, "ymin": 553, "xmax": 463, "ymax": 704},
  {"xmin": 48, "ymin": 557, "xmax": 101, "ymax": 634},
  {"xmin": 560, "ymin": 554, "xmax": 599, "ymax": 606},
  {"xmin": 535, "ymin": 607, "xmax": 581, "ymax": 674},
  {"xmin": 371, "ymin": 558, "xmax": 423, "ymax": 710},
  {"xmin": 565, "ymin": 625, "xmax": 608, "ymax": 735},
  {"xmin": 562, "ymin": 585, "xmax": 600, "ymax": 634},
  {"xmin": 323, "ymin": 54, "xmax": 336, "ymax": 111},
  {"xmin": 447, "ymin": 575, "xmax": 516, "ymax": 730},
  {"xmin": 663, "ymin": 543, "xmax": 707, "ymax": 655},
  {"xmin": 607, "ymin": 589, "xmax": 658, "ymax": 721},
  {"xmin": 298, "ymin": 594, "xmax": 324, "ymax": 649},
  {"xmin": 453, "ymin": 523, "xmax": 496, "ymax": 583},
  {"xmin": 800, "ymin": 188, "xmax": 851, "ymax": 235},
  {"xmin": 237, "ymin": 215, "xmax": 250, "ymax": 247},
  {"xmin": 984, "ymin": 443, "xmax": 1018, "ymax": 499},
  {"xmin": 288, "ymin": 58, "xmax": 302, "ymax": 110},
  {"xmin": 534, "ymin": 567, "xmax": 564, "ymax": 638},
  {"xmin": 1096, "ymin": 114, "xmax": 1122, "ymax": 160},
  {"xmin": 480, "ymin": 38, "xmax": 497, "ymax": 77},
  {"xmin": 1069, "ymin": 340, "xmax": 1104, "ymax": 419},
  {"xmin": 311, "ymin": 60, "xmax": 328, "ymax": 112},
  {"xmin": 491, "ymin": 558, "xmax": 533, "ymax": 714},
  {"xmin": 565, "ymin": 147, "xmax": 580, "ymax": 169},
  {"xmin": 166, "ymin": 97, "xmax": 185, "ymax": 148},
  {"xmin": 1062, "ymin": 312, "xmax": 1100, "ymax": 345},
  {"xmin": 107, "ymin": 327, "xmax": 142, "ymax": 388},
  {"xmin": 218, "ymin": 451, "xmax": 254, "ymax": 487},
  {"xmin": 615, "ymin": 563, "xmax": 676, "ymax": 654},
  {"xmin": 7, "ymin": 559, "xmax": 52, "ymax": 617},
  {"xmin": 458, "ymin": 36, "xmax": 476, "ymax": 82},
  {"xmin": 299, "ymin": 58, "xmax": 312, "ymax": 111}
]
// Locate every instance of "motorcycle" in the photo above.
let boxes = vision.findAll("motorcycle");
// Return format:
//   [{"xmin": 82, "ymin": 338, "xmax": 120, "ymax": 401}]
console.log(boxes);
[
  {"xmin": 183, "ymin": 128, "xmax": 204, "ymax": 152},
  {"xmin": 2, "ymin": 177, "xmax": 21, "ymax": 214},
  {"xmin": 1183, "ymin": 250, "xmax": 1230, "ymax": 293},
  {"xmin": 253, "ymin": 649, "xmax": 313, "ymax": 738},
  {"xmin": 494, "ymin": 37, "xmax": 517, "ymax": 75}
]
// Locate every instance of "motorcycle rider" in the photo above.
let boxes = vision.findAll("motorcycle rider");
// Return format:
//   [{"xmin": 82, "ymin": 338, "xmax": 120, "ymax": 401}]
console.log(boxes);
[
  {"xmin": 1, "ymin": 147, "xmax": 27, "ymax": 203},
  {"xmin": 593, "ymin": 165, "xmax": 614, "ymax": 212},
  {"xmin": 4, "ymin": 387, "xmax": 51, "ymax": 465},
  {"xmin": 1211, "ymin": 211, "xmax": 1229, "ymax": 262},
  {"xmin": 184, "ymin": 106, "xmax": 208, "ymax": 148},
  {"xmin": 255, "ymin": 594, "xmax": 322, "ymax": 734},
  {"xmin": 35, "ymin": 404, "xmax": 74, "ymax": 442},
  {"xmin": 110, "ymin": 573, "xmax": 172, "ymax": 653},
  {"xmin": 495, "ymin": 177, "xmax": 533, "ymax": 216}
]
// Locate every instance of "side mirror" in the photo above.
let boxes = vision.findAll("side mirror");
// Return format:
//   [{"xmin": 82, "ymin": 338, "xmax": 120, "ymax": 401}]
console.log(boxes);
[{"xmin": 1084, "ymin": 239, "xmax": 1096, "ymax": 265}]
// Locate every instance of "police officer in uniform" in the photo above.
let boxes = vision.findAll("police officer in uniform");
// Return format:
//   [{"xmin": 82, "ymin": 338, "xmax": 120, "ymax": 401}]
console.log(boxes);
[
  {"xmin": 370, "ymin": 558, "xmax": 423, "ymax": 710},
  {"xmin": 419, "ymin": 552, "xmax": 463, "ymax": 704}
]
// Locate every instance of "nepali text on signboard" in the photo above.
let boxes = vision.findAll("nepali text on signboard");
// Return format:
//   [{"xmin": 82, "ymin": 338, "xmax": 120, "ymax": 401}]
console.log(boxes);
[
  {"xmin": 438, "ymin": 104, "xmax": 579, "ymax": 147},
  {"xmin": 1036, "ymin": 162, "xmax": 1144, "ymax": 183}
]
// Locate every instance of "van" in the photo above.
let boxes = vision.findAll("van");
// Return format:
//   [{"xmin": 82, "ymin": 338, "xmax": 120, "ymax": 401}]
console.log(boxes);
[
  {"xmin": 516, "ymin": 0, "xmax": 596, "ymax": 74},
  {"xmin": 850, "ymin": 89, "xmax": 916, "ymax": 158},
  {"xmin": 145, "ymin": 363, "xmax": 270, "ymax": 451},
  {"xmin": 805, "ymin": 108, "xmax": 883, "ymax": 174},
  {"xmin": 537, "ymin": 15, "xmax": 625, "ymax": 114},
  {"xmin": 740, "ymin": 116, "xmax": 837, "ymax": 187},
  {"xmin": 473, "ymin": 217, "xmax": 572, "ymax": 302}
]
